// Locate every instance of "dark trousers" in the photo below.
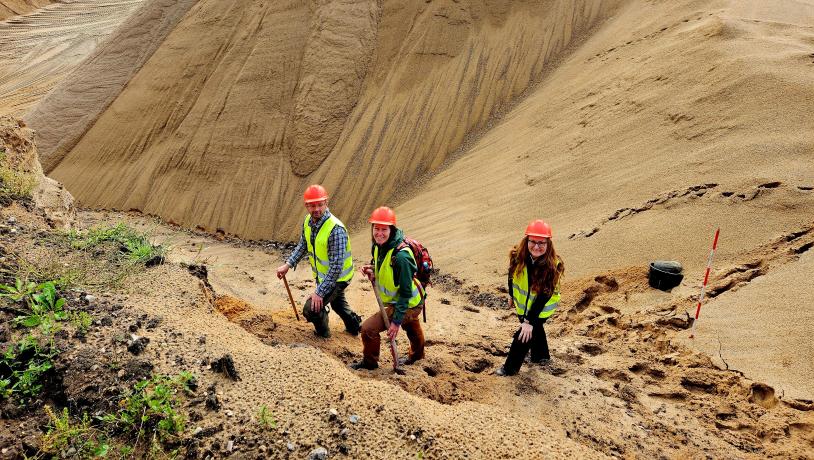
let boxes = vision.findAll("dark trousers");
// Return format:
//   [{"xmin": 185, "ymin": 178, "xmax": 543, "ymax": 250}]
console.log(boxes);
[
  {"xmin": 502, "ymin": 317, "xmax": 549, "ymax": 375},
  {"xmin": 302, "ymin": 282, "xmax": 361, "ymax": 337},
  {"xmin": 360, "ymin": 305, "xmax": 424, "ymax": 366}
]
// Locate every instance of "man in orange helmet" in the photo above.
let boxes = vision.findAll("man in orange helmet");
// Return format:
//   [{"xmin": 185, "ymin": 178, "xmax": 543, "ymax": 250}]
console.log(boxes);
[{"xmin": 276, "ymin": 185, "xmax": 362, "ymax": 338}]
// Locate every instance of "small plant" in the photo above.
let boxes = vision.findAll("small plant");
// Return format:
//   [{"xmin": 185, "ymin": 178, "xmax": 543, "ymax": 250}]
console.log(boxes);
[
  {"xmin": 10, "ymin": 280, "xmax": 68, "ymax": 333},
  {"xmin": 69, "ymin": 310, "xmax": 93, "ymax": 335},
  {"xmin": 101, "ymin": 372, "xmax": 195, "ymax": 452},
  {"xmin": 40, "ymin": 406, "xmax": 111, "ymax": 458},
  {"xmin": 257, "ymin": 404, "xmax": 276, "ymax": 430},
  {"xmin": 0, "ymin": 334, "xmax": 56, "ymax": 403}
]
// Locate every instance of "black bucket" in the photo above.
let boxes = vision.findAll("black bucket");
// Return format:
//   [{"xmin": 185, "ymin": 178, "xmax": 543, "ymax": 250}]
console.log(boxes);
[{"xmin": 649, "ymin": 261, "xmax": 684, "ymax": 291}]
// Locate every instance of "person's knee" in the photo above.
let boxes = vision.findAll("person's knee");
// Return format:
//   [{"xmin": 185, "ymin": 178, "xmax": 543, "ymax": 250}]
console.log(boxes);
[{"xmin": 302, "ymin": 299, "xmax": 321, "ymax": 321}]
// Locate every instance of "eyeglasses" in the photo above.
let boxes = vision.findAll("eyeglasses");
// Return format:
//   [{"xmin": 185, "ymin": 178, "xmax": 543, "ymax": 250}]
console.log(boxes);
[{"xmin": 527, "ymin": 239, "xmax": 548, "ymax": 247}]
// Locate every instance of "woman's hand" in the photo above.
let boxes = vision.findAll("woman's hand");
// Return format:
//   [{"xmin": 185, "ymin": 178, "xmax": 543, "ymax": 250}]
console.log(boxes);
[
  {"xmin": 518, "ymin": 321, "xmax": 533, "ymax": 343},
  {"xmin": 387, "ymin": 322, "xmax": 400, "ymax": 341},
  {"xmin": 361, "ymin": 264, "xmax": 374, "ymax": 282}
]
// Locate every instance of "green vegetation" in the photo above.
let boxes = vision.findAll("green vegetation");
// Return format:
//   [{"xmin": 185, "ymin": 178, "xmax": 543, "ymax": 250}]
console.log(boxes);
[
  {"xmin": 257, "ymin": 404, "xmax": 277, "ymax": 430},
  {"xmin": 0, "ymin": 334, "xmax": 56, "ymax": 403},
  {"xmin": 0, "ymin": 149, "xmax": 37, "ymax": 203},
  {"xmin": 67, "ymin": 223, "xmax": 166, "ymax": 265},
  {"xmin": 101, "ymin": 372, "xmax": 195, "ymax": 449},
  {"xmin": 40, "ymin": 407, "xmax": 112, "ymax": 458},
  {"xmin": 69, "ymin": 310, "xmax": 93, "ymax": 335},
  {"xmin": 0, "ymin": 279, "xmax": 76, "ymax": 404},
  {"xmin": 38, "ymin": 370, "xmax": 194, "ymax": 459},
  {"xmin": 10, "ymin": 281, "xmax": 67, "ymax": 333}
]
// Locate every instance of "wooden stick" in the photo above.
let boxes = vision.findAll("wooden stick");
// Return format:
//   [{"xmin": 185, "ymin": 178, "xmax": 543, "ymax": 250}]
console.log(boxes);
[
  {"xmin": 282, "ymin": 275, "xmax": 301, "ymax": 321},
  {"xmin": 372, "ymin": 278, "xmax": 400, "ymax": 372}
]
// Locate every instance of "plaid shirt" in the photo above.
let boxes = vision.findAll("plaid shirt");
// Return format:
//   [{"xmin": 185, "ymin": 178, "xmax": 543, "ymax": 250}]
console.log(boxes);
[{"xmin": 286, "ymin": 209, "xmax": 349, "ymax": 298}]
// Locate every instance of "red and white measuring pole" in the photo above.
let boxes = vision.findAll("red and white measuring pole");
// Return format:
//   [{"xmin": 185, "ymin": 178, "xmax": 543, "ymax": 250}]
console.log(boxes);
[{"xmin": 689, "ymin": 228, "xmax": 720, "ymax": 339}]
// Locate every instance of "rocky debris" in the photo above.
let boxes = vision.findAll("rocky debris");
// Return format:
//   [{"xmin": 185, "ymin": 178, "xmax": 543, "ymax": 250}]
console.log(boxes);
[
  {"xmin": 186, "ymin": 263, "xmax": 213, "ymax": 291},
  {"xmin": 307, "ymin": 446, "xmax": 328, "ymax": 460},
  {"xmin": 577, "ymin": 341, "xmax": 604, "ymax": 356},
  {"xmin": 328, "ymin": 408, "xmax": 339, "ymax": 420},
  {"xmin": 145, "ymin": 316, "xmax": 162, "ymax": 329},
  {"xmin": 287, "ymin": 442, "xmax": 296, "ymax": 451},
  {"xmin": 210, "ymin": 354, "xmax": 240, "ymax": 381},
  {"xmin": 349, "ymin": 414, "xmax": 360, "ymax": 424},
  {"xmin": 205, "ymin": 391, "xmax": 221, "ymax": 411},
  {"xmin": 748, "ymin": 382, "xmax": 778, "ymax": 409},
  {"xmin": 126, "ymin": 334, "xmax": 149, "ymax": 355}
]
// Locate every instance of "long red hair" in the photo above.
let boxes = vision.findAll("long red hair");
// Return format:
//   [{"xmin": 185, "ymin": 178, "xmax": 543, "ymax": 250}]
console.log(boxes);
[{"xmin": 509, "ymin": 236, "xmax": 564, "ymax": 296}]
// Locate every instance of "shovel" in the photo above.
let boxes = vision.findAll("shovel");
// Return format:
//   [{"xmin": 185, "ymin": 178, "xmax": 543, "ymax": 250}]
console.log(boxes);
[{"xmin": 371, "ymin": 278, "xmax": 403, "ymax": 374}]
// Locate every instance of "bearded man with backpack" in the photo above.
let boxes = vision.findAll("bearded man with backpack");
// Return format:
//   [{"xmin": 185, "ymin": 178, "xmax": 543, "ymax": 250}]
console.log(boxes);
[{"xmin": 350, "ymin": 206, "xmax": 427, "ymax": 371}]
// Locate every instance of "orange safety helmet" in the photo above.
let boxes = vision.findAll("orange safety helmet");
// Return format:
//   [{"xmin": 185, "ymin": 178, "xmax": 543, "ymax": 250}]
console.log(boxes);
[
  {"xmin": 369, "ymin": 206, "xmax": 396, "ymax": 226},
  {"xmin": 303, "ymin": 184, "xmax": 328, "ymax": 203},
  {"xmin": 525, "ymin": 219, "xmax": 552, "ymax": 238}
]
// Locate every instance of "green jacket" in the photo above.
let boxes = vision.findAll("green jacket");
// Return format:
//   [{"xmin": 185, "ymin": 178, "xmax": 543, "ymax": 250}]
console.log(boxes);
[{"xmin": 371, "ymin": 227, "xmax": 419, "ymax": 324}]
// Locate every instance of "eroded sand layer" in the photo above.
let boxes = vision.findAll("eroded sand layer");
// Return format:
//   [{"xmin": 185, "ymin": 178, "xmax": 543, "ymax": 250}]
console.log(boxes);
[
  {"xmin": 39, "ymin": 0, "xmax": 623, "ymax": 240},
  {"xmin": 0, "ymin": 0, "xmax": 144, "ymax": 116}
]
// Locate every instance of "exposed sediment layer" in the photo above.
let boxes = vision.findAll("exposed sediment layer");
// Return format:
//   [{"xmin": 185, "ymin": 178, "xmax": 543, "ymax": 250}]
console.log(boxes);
[
  {"xmin": 0, "ymin": 0, "xmax": 52, "ymax": 20},
  {"xmin": 36, "ymin": 0, "xmax": 623, "ymax": 240}
]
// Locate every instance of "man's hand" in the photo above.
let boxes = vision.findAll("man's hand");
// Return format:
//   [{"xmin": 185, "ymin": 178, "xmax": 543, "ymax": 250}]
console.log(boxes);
[
  {"xmin": 276, "ymin": 263, "xmax": 290, "ymax": 279},
  {"xmin": 310, "ymin": 293, "xmax": 324, "ymax": 312},
  {"xmin": 361, "ymin": 264, "xmax": 374, "ymax": 282},
  {"xmin": 518, "ymin": 321, "xmax": 533, "ymax": 343},
  {"xmin": 387, "ymin": 322, "xmax": 400, "ymax": 341}
]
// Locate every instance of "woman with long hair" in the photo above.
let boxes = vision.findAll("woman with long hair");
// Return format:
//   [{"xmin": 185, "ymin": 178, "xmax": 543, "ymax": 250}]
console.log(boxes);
[{"xmin": 496, "ymin": 219, "xmax": 565, "ymax": 376}]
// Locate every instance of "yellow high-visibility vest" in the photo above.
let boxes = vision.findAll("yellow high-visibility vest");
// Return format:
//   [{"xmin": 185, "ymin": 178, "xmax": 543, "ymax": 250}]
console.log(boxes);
[
  {"xmin": 304, "ymin": 214, "xmax": 353, "ymax": 284},
  {"xmin": 512, "ymin": 263, "xmax": 560, "ymax": 319},
  {"xmin": 373, "ymin": 246, "xmax": 422, "ymax": 308}
]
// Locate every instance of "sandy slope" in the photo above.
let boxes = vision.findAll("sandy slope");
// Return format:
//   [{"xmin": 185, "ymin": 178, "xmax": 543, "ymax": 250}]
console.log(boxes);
[
  {"xmin": 0, "ymin": 0, "xmax": 144, "ymax": 116},
  {"xmin": 384, "ymin": 0, "xmax": 814, "ymax": 400},
  {"xmin": 0, "ymin": 0, "xmax": 53, "ymax": 21},
  {"xmin": 36, "ymin": 0, "xmax": 624, "ymax": 240},
  {"xmin": 77, "ymin": 209, "xmax": 814, "ymax": 458}
]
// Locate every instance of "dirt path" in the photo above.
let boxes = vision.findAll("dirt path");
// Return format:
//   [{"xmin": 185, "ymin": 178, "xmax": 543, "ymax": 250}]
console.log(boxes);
[{"xmin": 78, "ymin": 210, "xmax": 814, "ymax": 458}]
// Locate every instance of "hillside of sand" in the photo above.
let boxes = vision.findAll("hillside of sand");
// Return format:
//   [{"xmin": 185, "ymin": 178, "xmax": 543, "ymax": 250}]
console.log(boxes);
[
  {"xmin": 30, "ymin": 0, "xmax": 625, "ymax": 240},
  {"xmin": 0, "ymin": 0, "xmax": 52, "ymax": 21},
  {"xmin": 1, "ymin": 0, "xmax": 813, "ymax": 458}
]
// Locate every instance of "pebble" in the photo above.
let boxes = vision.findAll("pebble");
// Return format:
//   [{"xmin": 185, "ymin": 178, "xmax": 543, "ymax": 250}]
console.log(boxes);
[
  {"xmin": 349, "ymin": 414, "xmax": 360, "ymax": 424},
  {"xmin": 7, "ymin": 216, "xmax": 15, "ymax": 224},
  {"xmin": 85, "ymin": 294, "xmax": 96, "ymax": 304},
  {"xmin": 117, "ymin": 369, "xmax": 125, "ymax": 378},
  {"xmin": 307, "ymin": 447, "xmax": 328, "ymax": 460},
  {"xmin": 225, "ymin": 410, "xmax": 234, "ymax": 417},
  {"xmin": 66, "ymin": 447, "xmax": 76, "ymax": 456},
  {"xmin": 193, "ymin": 427, "xmax": 203, "ymax": 435},
  {"xmin": 409, "ymin": 434, "xmax": 416, "ymax": 441},
  {"xmin": 339, "ymin": 428, "xmax": 350, "ymax": 439},
  {"xmin": 328, "ymin": 408, "xmax": 338, "ymax": 419},
  {"xmin": 226, "ymin": 440, "xmax": 234, "ymax": 452},
  {"xmin": 259, "ymin": 445, "xmax": 267, "ymax": 452},
  {"xmin": 286, "ymin": 442, "xmax": 296, "ymax": 451}
]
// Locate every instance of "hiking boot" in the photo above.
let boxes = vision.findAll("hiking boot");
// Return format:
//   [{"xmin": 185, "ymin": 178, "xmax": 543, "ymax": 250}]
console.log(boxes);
[
  {"xmin": 313, "ymin": 328, "xmax": 331, "ymax": 339},
  {"xmin": 349, "ymin": 361, "xmax": 378, "ymax": 371},
  {"xmin": 398, "ymin": 356, "xmax": 420, "ymax": 366},
  {"xmin": 345, "ymin": 313, "xmax": 362, "ymax": 336},
  {"xmin": 495, "ymin": 366, "xmax": 509, "ymax": 377}
]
